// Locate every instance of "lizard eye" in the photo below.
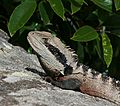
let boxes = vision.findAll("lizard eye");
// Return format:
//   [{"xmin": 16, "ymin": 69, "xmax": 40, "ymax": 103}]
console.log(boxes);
[
  {"xmin": 29, "ymin": 32, "xmax": 35, "ymax": 35},
  {"xmin": 42, "ymin": 38, "xmax": 48, "ymax": 42}
]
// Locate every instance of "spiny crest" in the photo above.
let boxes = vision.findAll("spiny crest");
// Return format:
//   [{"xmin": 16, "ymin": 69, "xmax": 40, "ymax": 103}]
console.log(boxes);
[
  {"xmin": 115, "ymin": 80, "xmax": 120, "ymax": 88},
  {"xmin": 66, "ymin": 45, "xmax": 78, "ymax": 62},
  {"xmin": 77, "ymin": 63, "xmax": 120, "ymax": 88},
  {"xmin": 111, "ymin": 78, "xmax": 120, "ymax": 88},
  {"xmin": 100, "ymin": 73, "xmax": 120, "ymax": 88}
]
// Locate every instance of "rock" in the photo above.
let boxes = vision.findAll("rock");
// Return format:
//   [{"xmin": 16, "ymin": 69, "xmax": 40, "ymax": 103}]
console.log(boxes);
[{"xmin": 0, "ymin": 29, "xmax": 118, "ymax": 106}]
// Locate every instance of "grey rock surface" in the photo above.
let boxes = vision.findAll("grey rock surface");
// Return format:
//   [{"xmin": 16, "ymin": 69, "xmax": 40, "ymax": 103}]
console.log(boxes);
[{"xmin": 0, "ymin": 29, "xmax": 118, "ymax": 106}]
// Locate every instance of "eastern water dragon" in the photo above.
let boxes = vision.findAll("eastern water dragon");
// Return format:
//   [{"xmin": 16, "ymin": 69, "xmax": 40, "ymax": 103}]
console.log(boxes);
[{"xmin": 27, "ymin": 31, "xmax": 120, "ymax": 105}]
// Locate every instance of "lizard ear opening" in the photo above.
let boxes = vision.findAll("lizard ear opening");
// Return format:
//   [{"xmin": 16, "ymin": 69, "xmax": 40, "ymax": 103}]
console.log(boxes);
[{"xmin": 64, "ymin": 65, "xmax": 73, "ymax": 75}]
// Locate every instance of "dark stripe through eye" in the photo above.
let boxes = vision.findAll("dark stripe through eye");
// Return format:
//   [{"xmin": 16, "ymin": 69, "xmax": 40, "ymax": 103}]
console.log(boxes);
[
  {"xmin": 45, "ymin": 42, "xmax": 67, "ymax": 66},
  {"xmin": 45, "ymin": 42, "xmax": 73, "ymax": 75}
]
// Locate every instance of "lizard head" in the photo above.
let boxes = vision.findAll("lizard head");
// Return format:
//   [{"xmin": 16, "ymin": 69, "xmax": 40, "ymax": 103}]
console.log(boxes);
[{"xmin": 27, "ymin": 31, "xmax": 74, "ymax": 77}]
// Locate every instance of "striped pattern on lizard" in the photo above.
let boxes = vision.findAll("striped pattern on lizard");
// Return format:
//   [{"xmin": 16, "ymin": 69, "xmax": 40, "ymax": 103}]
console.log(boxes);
[{"xmin": 27, "ymin": 31, "xmax": 120, "ymax": 105}]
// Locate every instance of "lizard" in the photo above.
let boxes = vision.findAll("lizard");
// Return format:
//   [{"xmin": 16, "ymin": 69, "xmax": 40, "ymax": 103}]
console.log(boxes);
[{"xmin": 27, "ymin": 31, "xmax": 120, "ymax": 105}]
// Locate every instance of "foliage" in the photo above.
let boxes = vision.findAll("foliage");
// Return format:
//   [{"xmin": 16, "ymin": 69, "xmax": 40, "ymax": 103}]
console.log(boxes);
[{"xmin": 1, "ymin": 0, "xmax": 120, "ymax": 79}]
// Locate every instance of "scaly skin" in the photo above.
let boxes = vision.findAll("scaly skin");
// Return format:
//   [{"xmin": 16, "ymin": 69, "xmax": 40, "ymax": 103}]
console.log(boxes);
[
  {"xmin": 27, "ymin": 31, "xmax": 120, "ymax": 105},
  {"xmin": 51, "ymin": 73, "xmax": 120, "ymax": 105}
]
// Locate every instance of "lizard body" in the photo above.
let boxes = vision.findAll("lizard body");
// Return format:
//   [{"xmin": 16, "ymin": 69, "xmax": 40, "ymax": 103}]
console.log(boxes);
[{"xmin": 27, "ymin": 31, "xmax": 120, "ymax": 105}]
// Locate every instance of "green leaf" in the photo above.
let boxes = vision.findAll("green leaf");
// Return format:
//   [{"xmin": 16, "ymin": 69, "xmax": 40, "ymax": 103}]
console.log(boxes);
[
  {"xmin": 71, "ymin": 3, "xmax": 81, "ymax": 14},
  {"xmin": 114, "ymin": 1, "xmax": 120, "ymax": 11},
  {"xmin": 38, "ymin": 1, "xmax": 50, "ymax": 25},
  {"xmin": 8, "ymin": 0, "xmax": 37, "ymax": 36},
  {"xmin": 71, "ymin": 25, "xmax": 99, "ymax": 42},
  {"xmin": 94, "ymin": 37, "xmax": 102, "ymax": 59},
  {"xmin": 102, "ymin": 33, "xmax": 113, "ymax": 68},
  {"xmin": 74, "ymin": 0, "xmax": 84, "ymax": 4},
  {"xmin": 91, "ymin": 0, "xmax": 112, "ymax": 12},
  {"xmin": 48, "ymin": 0, "xmax": 65, "ymax": 19},
  {"xmin": 71, "ymin": 0, "xmax": 84, "ymax": 14}
]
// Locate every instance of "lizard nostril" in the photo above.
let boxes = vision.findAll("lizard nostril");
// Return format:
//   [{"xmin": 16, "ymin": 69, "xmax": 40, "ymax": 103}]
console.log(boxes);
[{"xmin": 32, "ymin": 32, "xmax": 34, "ymax": 34}]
